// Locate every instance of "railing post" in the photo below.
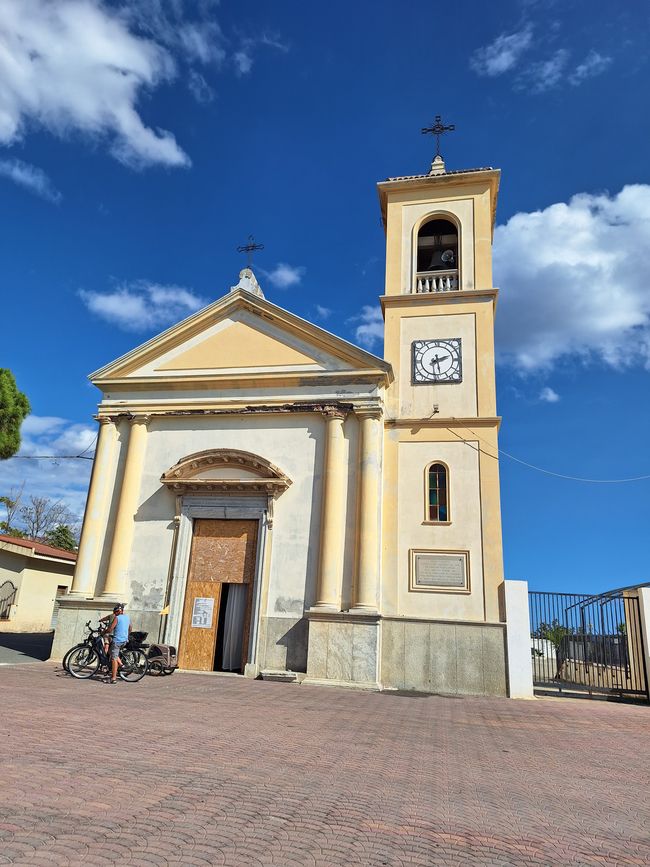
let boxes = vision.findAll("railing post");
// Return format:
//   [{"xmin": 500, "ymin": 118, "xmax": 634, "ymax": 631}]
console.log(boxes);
[
  {"xmin": 634, "ymin": 588, "xmax": 650, "ymax": 699},
  {"xmin": 502, "ymin": 580, "xmax": 535, "ymax": 699}
]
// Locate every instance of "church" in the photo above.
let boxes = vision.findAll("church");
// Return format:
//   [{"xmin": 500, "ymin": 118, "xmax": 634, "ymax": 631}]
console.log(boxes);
[{"xmin": 53, "ymin": 140, "xmax": 531, "ymax": 698}]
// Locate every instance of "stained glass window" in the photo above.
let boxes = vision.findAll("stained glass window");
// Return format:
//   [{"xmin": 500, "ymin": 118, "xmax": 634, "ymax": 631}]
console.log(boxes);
[{"xmin": 427, "ymin": 463, "xmax": 448, "ymax": 522}]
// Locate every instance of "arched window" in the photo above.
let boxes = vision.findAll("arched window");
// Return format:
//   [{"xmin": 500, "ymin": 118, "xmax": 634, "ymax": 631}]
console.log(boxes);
[
  {"xmin": 415, "ymin": 218, "xmax": 459, "ymax": 292},
  {"xmin": 426, "ymin": 463, "xmax": 449, "ymax": 522}
]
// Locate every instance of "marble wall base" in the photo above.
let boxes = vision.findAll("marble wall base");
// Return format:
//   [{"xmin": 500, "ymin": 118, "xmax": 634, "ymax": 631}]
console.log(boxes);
[
  {"xmin": 258, "ymin": 616, "xmax": 308, "ymax": 673},
  {"xmin": 381, "ymin": 618, "xmax": 507, "ymax": 697},
  {"xmin": 50, "ymin": 600, "xmax": 163, "ymax": 660},
  {"xmin": 305, "ymin": 615, "xmax": 380, "ymax": 688}
]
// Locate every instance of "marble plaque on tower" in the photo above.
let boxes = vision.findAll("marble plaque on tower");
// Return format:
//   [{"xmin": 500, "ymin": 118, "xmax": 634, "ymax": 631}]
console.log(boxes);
[{"xmin": 409, "ymin": 550, "xmax": 470, "ymax": 593}]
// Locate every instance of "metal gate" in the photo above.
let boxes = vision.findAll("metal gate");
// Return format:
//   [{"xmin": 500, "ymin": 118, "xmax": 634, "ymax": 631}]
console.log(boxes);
[
  {"xmin": 529, "ymin": 588, "xmax": 649, "ymax": 701},
  {"xmin": 0, "ymin": 580, "xmax": 17, "ymax": 620}
]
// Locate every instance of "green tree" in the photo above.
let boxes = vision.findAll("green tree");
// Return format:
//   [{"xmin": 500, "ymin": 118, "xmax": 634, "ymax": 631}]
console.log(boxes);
[
  {"xmin": 537, "ymin": 619, "xmax": 572, "ymax": 680},
  {"xmin": 44, "ymin": 524, "xmax": 77, "ymax": 552},
  {"xmin": 0, "ymin": 370, "xmax": 30, "ymax": 460}
]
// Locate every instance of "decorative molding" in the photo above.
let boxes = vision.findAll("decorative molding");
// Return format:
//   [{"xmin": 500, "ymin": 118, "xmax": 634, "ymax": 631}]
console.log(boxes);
[
  {"xmin": 322, "ymin": 405, "xmax": 348, "ymax": 421},
  {"xmin": 355, "ymin": 407, "xmax": 383, "ymax": 421},
  {"xmin": 160, "ymin": 448, "xmax": 292, "ymax": 496}
]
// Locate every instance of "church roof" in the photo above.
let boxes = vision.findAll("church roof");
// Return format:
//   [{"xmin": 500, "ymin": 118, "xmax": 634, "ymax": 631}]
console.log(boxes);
[
  {"xmin": 89, "ymin": 276, "xmax": 392, "ymax": 390},
  {"xmin": 385, "ymin": 166, "xmax": 494, "ymax": 182}
]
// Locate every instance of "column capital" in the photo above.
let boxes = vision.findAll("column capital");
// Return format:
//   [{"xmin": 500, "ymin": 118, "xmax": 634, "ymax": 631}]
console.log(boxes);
[
  {"xmin": 354, "ymin": 407, "xmax": 383, "ymax": 421},
  {"xmin": 322, "ymin": 405, "xmax": 347, "ymax": 422},
  {"xmin": 96, "ymin": 415, "xmax": 116, "ymax": 426},
  {"xmin": 130, "ymin": 414, "xmax": 151, "ymax": 427}
]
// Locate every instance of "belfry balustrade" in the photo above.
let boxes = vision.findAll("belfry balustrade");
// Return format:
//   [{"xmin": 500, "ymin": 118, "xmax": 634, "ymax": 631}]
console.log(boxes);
[{"xmin": 414, "ymin": 216, "xmax": 460, "ymax": 294}]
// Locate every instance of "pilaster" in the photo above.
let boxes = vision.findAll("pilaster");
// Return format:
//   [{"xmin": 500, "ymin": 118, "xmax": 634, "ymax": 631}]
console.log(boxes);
[
  {"xmin": 311, "ymin": 407, "xmax": 348, "ymax": 611},
  {"xmin": 351, "ymin": 409, "xmax": 382, "ymax": 612},
  {"xmin": 100, "ymin": 415, "xmax": 149, "ymax": 599},
  {"xmin": 68, "ymin": 417, "xmax": 117, "ymax": 598}
]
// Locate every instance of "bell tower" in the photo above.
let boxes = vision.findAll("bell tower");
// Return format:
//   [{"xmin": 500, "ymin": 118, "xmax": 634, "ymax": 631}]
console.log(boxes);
[{"xmin": 377, "ymin": 135, "xmax": 504, "ymax": 630}]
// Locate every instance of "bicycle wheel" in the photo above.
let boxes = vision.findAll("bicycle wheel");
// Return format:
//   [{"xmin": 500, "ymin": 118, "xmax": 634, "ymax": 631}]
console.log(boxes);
[
  {"xmin": 62, "ymin": 643, "xmax": 85, "ymax": 672},
  {"xmin": 119, "ymin": 649, "xmax": 149, "ymax": 682},
  {"xmin": 68, "ymin": 646, "xmax": 100, "ymax": 679}
]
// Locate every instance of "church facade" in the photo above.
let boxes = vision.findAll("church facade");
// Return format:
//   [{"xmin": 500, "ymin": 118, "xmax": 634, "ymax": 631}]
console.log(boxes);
[{"xmin": 54, "ymin": 155, "xmax": 525, "ymax": 697}]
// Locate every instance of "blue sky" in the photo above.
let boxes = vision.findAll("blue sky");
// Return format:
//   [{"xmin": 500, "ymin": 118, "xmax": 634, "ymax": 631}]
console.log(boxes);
[{"xmin": 1, "ymin": 0, "xmax": 649, "ymax": 594}]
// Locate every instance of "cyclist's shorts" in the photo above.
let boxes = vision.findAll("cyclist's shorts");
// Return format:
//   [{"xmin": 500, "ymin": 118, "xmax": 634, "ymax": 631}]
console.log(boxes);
[{"xmin": 111, "ymin": 640, "xmax": 126, "ymax": 660}]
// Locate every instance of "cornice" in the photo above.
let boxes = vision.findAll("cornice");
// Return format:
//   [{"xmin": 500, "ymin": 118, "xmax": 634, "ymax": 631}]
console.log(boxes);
[
  {"xmin": 92, "ymin": 367, "xmax": 393, "ymax": 393},
  {"xmin": 380, "ymin": 288, "xmax": 498, "ymax": 314},
  {"xmin": 384, "ymin": 416, "xmax": 501, "ymax": 429}
]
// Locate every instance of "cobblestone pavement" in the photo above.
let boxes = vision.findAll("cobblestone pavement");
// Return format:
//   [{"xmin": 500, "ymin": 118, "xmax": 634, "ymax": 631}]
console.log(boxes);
[{"xmin": 1, "ymin": 664, "xmax": 649, "ymax": 866}]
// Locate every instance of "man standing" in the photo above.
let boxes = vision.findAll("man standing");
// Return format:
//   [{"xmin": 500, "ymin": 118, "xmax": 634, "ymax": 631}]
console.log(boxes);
[{"xmin": 107, "ymin": 603, "xmax": 131, "ymax": 684}]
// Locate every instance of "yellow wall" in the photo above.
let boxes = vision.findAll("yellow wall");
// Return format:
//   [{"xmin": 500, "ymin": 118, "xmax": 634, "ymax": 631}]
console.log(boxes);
[
  {"xmin": 379, "ymin": 169, "xmax": 504, "ymax": 624},
  {"xmin": 0, "ymin": 549, "xmax": 74, "ymax": 632}
]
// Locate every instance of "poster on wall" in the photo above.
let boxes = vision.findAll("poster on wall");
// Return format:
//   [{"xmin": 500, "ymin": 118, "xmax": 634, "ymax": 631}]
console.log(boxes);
[{"xmin": 191, "ymin": 597, "xmax": 214, "ymax": 628}]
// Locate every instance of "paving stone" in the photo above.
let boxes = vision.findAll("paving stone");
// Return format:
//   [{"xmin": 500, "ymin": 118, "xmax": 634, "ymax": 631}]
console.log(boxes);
[{"xmin": 1, "ymin": 663, "xmax": 649, "ymax": 866}]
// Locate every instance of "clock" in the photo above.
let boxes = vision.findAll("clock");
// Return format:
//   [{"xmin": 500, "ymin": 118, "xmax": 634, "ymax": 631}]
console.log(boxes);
[{"xmin": 412, "ymin": 339, "xmax": 462, "ymax": 384}]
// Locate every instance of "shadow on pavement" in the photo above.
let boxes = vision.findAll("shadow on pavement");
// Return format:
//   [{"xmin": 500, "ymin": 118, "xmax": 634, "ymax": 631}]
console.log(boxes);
[{"xmin": 0, "ymin": 631, "xmax": 54, "ymax": 663}]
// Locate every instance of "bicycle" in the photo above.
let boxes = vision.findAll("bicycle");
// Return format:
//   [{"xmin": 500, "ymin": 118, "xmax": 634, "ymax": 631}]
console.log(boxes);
[
  {"xmin": 62, "ymin": 620, "xmax": 97, "ymax": 673},
  {"xmin": 67, "ymin": 625, "xmax": 149, "ymax": 682}
]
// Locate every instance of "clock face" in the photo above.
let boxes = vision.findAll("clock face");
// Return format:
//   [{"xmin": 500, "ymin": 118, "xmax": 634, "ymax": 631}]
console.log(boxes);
[{"xmin": 412, "ymin": 339, "xmax": 462, "ymax": 384}]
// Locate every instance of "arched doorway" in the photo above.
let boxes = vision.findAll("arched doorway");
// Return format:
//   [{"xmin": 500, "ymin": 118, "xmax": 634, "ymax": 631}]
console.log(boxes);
[{"xmin": 160, "ymin": 449, "xmax": 291, "ymax": 673}]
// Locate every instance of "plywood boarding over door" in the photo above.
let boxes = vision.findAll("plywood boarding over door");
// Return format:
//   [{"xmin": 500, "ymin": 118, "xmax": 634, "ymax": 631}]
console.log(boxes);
[{"xmin": 178, "ymin": 519, "xmax": 259, "ymax": 671}]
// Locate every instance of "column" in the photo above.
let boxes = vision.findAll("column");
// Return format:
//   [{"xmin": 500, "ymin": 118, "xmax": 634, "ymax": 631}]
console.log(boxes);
[
  {"xmin": 352, "ymin": 410, "xmax": 382, "ymax": 612},
  {"xmin": 101, "ymin": 416, "xmax": 149, "ymax": 598},
  {"xmin": 68, "ymin": 417, "xmax": 118, "ymax": 598},
  {"xmin": 313, "ymin": 407, "xmax": 348, "ymax": 610}
]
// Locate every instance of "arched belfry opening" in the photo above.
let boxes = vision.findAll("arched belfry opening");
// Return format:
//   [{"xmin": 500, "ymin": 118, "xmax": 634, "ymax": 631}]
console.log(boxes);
[{"xmin": 415, "ymin": 217, "xmax": 459, "ymax": 293}]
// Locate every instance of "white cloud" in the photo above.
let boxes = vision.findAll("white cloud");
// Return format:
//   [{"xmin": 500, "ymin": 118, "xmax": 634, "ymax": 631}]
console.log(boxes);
[
  {"xmin": 233, "ymin": 50, "xmax": 254, "ymax": 76},
  {"xmin": 233, "ymin": 34, "xmax": 289, "ymax": 77},
  {"xmin": 470, "ymin": 26, "xmax": 534, "ymax": 76},
  {"xmin": 79, "ymin": 280, "xmax": 206, "ymax": 331},
  {"xmin": 0, "ymin": 0, "xmax": 189, "ymax": 169},
  {"xmin": 1, "ymin": 415, "xmax": 96, "ymax": 520},
  {"xmin": 517, "ymin": 48, "xmax": 569, "ymax": 93},
  {"xmin": 0, "ymin": 158, "xmax": 61, "ymax": 202},
  {"xmin": 350, "ymin": 305, "xmax": 384, "ymax": 350},
  {"xmin": 188, "ymin": 70, "xmax": 215, "ymax": 104},
  {"xmin": 494, "ymin": 184, "xmax": 650, "ymax": 371},
  {"xmin": 263, "ymin": 264, "xmax": 306, "ymax": 290},
  {"xmin": 127, "ymin": 1, "xmax": 226, "ymax": 66},
  {"xmin": 539, "ymin": 387, "xmax": 560, "ymax": 403},
  {"xmin": 315, "ymin": 305, "xmax": 331, "ymax": 321},
  {"xmin": 569, "ymin": 51, "xmax": 612, "ymax": 86}
]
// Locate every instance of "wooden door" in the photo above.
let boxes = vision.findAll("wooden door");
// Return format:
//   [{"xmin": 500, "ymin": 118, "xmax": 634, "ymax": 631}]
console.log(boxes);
[{"xmin": 178, "ymin": 518, "xmax": 258, "ymax": 671}]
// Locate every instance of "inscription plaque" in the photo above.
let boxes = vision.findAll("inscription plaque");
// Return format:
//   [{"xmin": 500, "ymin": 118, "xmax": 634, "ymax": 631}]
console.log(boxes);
[{"xmin": 410, "ymin": 550, "xmax": 469, "ymax": 592}]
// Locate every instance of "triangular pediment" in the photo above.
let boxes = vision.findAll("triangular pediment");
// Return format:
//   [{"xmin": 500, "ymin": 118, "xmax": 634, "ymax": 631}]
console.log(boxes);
[
  {"xmin": 90, "ymin": 286, "xmax": 392, "ymax": 387},
  {"xmin": 155, "ymin": 319, "xmax": 319, "ymax": 372}
]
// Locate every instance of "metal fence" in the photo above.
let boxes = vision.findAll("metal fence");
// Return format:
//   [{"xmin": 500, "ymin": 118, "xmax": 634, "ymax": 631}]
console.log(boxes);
[
  {"xmin": 0, "ymin": 580, "xmax": 17, "ymax": 620},
  {"xmin": 529, "ymin": 589, "xmax": 648, "ymax": 700}
]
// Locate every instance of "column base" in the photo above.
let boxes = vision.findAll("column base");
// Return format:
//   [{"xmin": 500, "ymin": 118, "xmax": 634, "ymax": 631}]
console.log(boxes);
[
  {"xmin": 307, "ymin": 603, "xmax": 340, "ymax": 614},
  {"xmin": 347, "ymin": 605, "xmax": 379, "ymax": 616}
]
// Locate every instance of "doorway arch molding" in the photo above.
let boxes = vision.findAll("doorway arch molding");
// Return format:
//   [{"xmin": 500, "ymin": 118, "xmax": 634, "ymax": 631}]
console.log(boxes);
[{"xmin": 160, "ymin": 448, "xmax": 292, "ymax": 496}]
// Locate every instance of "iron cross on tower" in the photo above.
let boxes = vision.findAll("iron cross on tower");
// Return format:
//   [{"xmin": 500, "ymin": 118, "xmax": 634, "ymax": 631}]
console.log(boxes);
[
  {"xmin": 237, "ymin": 235, "xmax": 265, "ymax": 268},
  {"xmin": 421, "ymin": 115, "xmax": 455, "ymax": 158}
]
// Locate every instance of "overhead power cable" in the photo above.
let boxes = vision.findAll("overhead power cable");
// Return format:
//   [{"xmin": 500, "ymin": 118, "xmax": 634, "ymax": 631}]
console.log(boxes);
[
  {"xmin": 446, "ymin": 428, "xmax": 650, "ymax": 484},
  {"xmin": 10, "ymin": 434, "xmax": 98, "ymax": 463}
]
